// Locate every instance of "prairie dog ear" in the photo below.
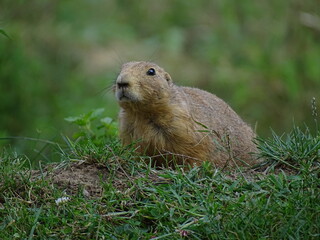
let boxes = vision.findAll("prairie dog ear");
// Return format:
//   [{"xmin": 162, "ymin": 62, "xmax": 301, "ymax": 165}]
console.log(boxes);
[{"xmin": 164, "ymin": 72, "xmax": 172, "ymax": 85}]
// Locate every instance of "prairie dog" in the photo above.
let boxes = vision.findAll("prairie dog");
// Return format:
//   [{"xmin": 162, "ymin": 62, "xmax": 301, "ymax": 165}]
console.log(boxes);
[{"xmin": 115, "ymin": 61, "xmax": 257, "ymax": 167}]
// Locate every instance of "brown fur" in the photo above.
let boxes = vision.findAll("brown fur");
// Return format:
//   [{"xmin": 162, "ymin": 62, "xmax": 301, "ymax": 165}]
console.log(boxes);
[{"xmin": 115, "ymin": 61, "xmax": 258, "ymax": 168}]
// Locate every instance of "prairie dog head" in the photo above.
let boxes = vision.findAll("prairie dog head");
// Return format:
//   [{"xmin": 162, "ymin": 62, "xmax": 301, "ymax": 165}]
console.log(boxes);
[{"xmin": 115, "ymin": 62, "xmax": 172, "ymax": 105}]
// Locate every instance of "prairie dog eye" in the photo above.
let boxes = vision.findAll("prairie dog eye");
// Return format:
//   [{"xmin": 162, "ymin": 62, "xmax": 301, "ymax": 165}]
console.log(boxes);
[{"xmin": 146, "ymin": 68, "xmax": 156, "ymax": 76}]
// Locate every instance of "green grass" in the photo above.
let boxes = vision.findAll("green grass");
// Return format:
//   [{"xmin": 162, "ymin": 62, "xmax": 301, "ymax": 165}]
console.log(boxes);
[
  {"xmin": 1, "ymin": 112, "xmax": 319, "ymax": 239},
  {"xmin": 255, "ymin": 125, "xmax": 320, "ymax": 173},
  {"xmin": 255, "ymin": 98, "xmax": 320, "ymax": 174}
]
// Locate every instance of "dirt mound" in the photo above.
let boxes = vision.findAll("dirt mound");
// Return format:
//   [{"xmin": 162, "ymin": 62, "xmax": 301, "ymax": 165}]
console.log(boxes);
[
  {"xmin": 53, "ymin": 162, "xmax": 109, "ymax": 197},
  {"xmin": 32, "ymin": 161, "xmax": 112, "ymax": 197},
  {"xmin": 31, "ymin": 160, "xmax": 167, "ymax": 198}
]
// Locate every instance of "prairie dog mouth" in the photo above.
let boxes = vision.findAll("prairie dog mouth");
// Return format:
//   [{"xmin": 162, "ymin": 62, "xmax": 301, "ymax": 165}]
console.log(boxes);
[
  {"xmin": 116, "ymin": 89, "xmax": 138, "ymax": 102},
  {"xmin": 119, "ymin": 94, "xmax": 130, "ymax": 101},
  {"xmin": 116, "ymin": 90, "xmax": 129, "ymax": 101}
]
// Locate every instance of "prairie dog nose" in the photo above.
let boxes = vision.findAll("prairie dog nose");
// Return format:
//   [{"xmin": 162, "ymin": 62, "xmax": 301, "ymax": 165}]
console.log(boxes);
[
  {"xmin": 117, "ymin": 82, "xmax": 129, "ymax": 88},
  {"xmin": 116, "ymin": 74, "xmax": 131, "ymax": 88}
]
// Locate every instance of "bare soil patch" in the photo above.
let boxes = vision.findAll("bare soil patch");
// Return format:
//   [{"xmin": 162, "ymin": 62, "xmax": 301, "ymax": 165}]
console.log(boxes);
[
  {"xmin": 31, "ymin": 162, "xmax": 109, "ymax": 197},
  {"xmin": 31, "ymin": 161, "xmax": 167, "ymax": 198}
]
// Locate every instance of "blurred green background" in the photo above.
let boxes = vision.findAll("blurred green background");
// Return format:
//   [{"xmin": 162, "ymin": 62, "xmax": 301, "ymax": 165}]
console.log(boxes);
[{"xmin": 1, "ymin": 0, "xmax": 319, "ymax": 160}]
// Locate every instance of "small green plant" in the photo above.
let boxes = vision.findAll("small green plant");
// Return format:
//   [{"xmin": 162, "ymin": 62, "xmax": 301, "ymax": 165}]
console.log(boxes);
[
  {"xmin": 63, "ymin": 109, "xmax": 126, "ymax": 165},
  {"xmin": 65, "ymin": 108, "xmax": 118, "ymax": 141}
]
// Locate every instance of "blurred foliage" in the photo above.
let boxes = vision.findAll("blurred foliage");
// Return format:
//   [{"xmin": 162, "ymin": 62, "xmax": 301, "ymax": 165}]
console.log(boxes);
[{"xmin": 0, "ymin": 0, "xmax": 319, "ymax": 159}]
